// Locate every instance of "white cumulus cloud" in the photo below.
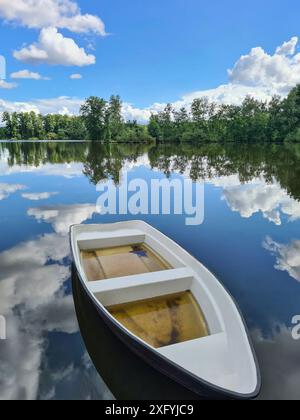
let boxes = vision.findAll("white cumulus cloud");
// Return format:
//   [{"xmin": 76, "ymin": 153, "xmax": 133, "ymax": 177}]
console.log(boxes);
[
  {"xmin": 0, "ymin": 80, "xmax": 17, "ymax": 89},
  {"xmin": 0, "ymin": 97, "xmax": 85, "ymax": 124},
  {"xmin": 181, "ymin": 84, "xmax": 279, "ymax": 107},
  {"xmin": 228, "ymin": 37, "xmax": 300, "ymax": 95},
  {"xmin": 167, "ymin": 37, "xmax": 300, "ymax": 109},
  {"xmin": 70, "ymin": 73, "xmax": 82, "ymax": 80},
  {"xmin": 14, "ymin": 27, "xmax": 96, "ymax": 67},
  {"xmin": 0, "ymin": 0, "xmax": 106, "ymax": 35},
  {"xmin": 27, "ymin": 96, "xmax": 83, "ymax": 115},
  {"xmin": 0, "ymin": 98, "xmax": 40, "ymax": 115},
  {"xmin": 10, "ymin": 70, "xmax": 50, "ymax": 80},
  {"xmin": 145, "ymin": 36, "xmax": 300, "ymax": 111},
  {"xmin": 276, "ymin": 37, "xmax": 298, "ymax": 56}
]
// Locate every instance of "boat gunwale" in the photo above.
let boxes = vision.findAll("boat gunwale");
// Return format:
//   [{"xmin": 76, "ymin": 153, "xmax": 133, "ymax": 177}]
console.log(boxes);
[{"xmin": 70, "ymin": 221, "xmax": 262, "ymax": 400}]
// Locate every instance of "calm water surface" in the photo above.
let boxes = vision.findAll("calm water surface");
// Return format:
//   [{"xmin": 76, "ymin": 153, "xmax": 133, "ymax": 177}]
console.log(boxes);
[{"xmin": 0, "ymin": 141, "xmax": 300, "ymax": 400}]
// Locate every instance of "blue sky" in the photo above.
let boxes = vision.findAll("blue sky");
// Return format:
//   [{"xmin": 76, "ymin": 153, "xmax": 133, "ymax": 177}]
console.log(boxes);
[{"xmin": 0, "ymin": 0, "xmax": 299, "ymax": 119}]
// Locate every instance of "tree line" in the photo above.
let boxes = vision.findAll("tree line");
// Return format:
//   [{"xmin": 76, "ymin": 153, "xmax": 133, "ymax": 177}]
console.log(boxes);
[
  {"xmin": 0, "ymin": 95, "xmax": 152, "ymax": 143},
  {"xmin": 149, "ymin": 85, "xmax": 300, "ymax": 143},
  {"xmin": 1, "ymin": 111, "xmax": 87, "ymax": 141},
  {"xmin": 1, "ymin": 86, "xmax": 300, "ymax": 143}
]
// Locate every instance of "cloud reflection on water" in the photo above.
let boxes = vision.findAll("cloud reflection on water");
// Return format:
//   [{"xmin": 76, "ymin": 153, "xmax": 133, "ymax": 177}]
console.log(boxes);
[
  {"xmin": 254, "ymin": 325, "xmax": 300, "ymax": 400},
  {"xmin": 27, "ymin": 204, "xmax": 98, "ymax": 235},
  {"xmin": 264, "ymin": 237, "xmax": 300, "ymax": 283},
  {"xmin": 0, "ymin": 231, "xmax": 111, "ymax": 400},
  {"xmin": 0, "ymin": 183, "xmax": 26, "ymax": 200},
  {"xmin": 218, "ymin": 179, "xmax": 300, "ymax": 226}
]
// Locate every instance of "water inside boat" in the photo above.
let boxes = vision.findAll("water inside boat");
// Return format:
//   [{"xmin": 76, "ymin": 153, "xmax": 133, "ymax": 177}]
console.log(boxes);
[
  {"xmin": 80, "ymin": 244, "xmax": 172, "ymax": 282},
  {"xmin": 107, "ymin": 291, "xmax": 210, "ymax": 349}
]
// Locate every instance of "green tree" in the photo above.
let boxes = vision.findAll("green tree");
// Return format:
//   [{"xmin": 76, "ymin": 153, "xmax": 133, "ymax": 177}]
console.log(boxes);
[
  {"xmin": 2, "ymin": 112, "xmax": 12, "ymax": 138},
  {"xmin": 148, "ymin": 114, "xmax": 163, "ymax": 141},
  {"xmin": 44, "ymin": 114, "xmax": 57, "ymax": 134},
  {"xmin": 173, "ymin": 107, "xmax": 190, "ymax": 141},
  {"xmin": 11, "ymin": 113, "xmax": 20, "ymax": 139},
  {"xmin": 281, "ymin": 86, "xmax": 300, "ymax": 140},
  {"xmin": 34, "ymin": 114, "xmax": 45, "ymax": 139},
  {"xmin": 80, "ymin": 96, "xmax": 108, "ymax": 141},
  {"xmin": 67, "ymin": 117, "xmax": 87, "ymax": 140},
  {"xmin": 0, "ymin": 127, "xmax": 6, "ymax": 139},
  {"xmin": 158, "ymin": 104, "xmax": 175, "ymax": 142},
  {"xmin": 191, "ymin": 98, "xmax": 210, "ymax": 124},
  {"xmin": 106, "ymin": 95, "xmax": 124, "ymax": 141}
]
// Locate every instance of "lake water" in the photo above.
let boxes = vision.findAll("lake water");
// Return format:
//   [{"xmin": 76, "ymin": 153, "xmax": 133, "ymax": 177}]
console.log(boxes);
[{"xmin": 0, "ymin": 141, "xmax": 300, "ymax": 400}]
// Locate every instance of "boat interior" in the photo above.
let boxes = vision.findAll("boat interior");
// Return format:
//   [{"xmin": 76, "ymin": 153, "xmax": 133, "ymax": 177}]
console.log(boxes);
[{"xmin": 73, "ymin": 224, "xmax": 258, "ymax": 395}]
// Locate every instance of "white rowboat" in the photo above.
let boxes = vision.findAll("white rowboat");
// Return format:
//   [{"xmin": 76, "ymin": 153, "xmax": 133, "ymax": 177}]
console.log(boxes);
[{"xmin": 70, "ymin": 221, "xmax": 261, "ymax": 400}]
